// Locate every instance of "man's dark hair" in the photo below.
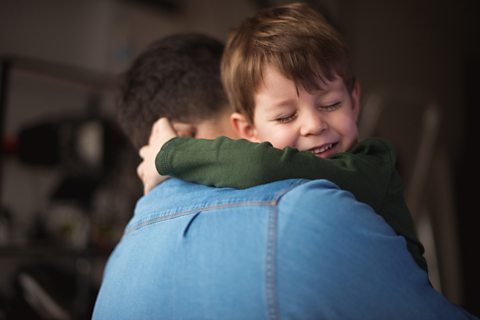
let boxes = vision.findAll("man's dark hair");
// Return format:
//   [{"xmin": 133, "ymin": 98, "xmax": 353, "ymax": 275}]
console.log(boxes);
[{"xmin": 118, "ymin": 33, "xmax": 228, "ymax": 149}]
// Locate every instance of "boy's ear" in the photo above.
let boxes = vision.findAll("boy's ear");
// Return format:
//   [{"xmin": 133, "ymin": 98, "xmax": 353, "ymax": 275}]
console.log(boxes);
[
  {"xmin": 230, "ymin": 112, "xmax": 260, "ymax": 142},
  {"xmin": 351, "ymin": 80, "xmax": 362, "ymax": 121}
]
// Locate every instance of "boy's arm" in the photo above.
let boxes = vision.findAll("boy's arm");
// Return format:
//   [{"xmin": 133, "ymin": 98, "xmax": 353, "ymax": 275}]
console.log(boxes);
[
  {"xmin": 157, "ymin": 136, "xmax": 394, "ymax": 211},
  {"xmin": 156, "ymin": 133, "xmax": 429, "ymax": 272}
]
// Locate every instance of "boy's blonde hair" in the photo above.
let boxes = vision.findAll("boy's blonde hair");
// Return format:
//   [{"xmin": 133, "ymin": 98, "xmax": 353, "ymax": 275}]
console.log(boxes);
[{"xmin": 221, "ymin": 2, "xmax": 354, "ymax": 123}]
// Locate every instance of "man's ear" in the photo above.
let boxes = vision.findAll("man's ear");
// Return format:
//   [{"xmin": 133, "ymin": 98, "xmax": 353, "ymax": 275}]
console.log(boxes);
[
  {"xmin": 171, "ymin": 122, "xmax": 196, "ymax": 137},
  {"xmin": 351, "ymin": 80, "xmax": 361, "ymax": 122},
  {"xmin": 230, "ymin": 112, "xmax": 260, "ymax": 142}
]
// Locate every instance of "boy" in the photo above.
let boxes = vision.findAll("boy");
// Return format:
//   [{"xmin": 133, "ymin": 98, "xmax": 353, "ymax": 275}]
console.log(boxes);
[
  {"xmin": 139, "ymin": 2, "xmax": 427, "ymax": 272},
  {"xmin": 95, "ymin": 32, "xmax": 479, "ymax": 319}
]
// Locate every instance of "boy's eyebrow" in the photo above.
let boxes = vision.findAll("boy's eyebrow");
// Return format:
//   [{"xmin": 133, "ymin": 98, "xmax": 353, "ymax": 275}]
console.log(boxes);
[
  {"xmin": 260, "ymin": 97, "xmax": 297, "ymax": 111},
  {"xmin": 275, "ymin": 97, "xmax": 297, "ymax": 106}
]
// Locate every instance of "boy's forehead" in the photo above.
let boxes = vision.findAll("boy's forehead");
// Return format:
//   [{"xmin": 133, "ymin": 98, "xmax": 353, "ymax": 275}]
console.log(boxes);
[{"xmin": 258, "ymin": 65, "xmax": 345, "ymax": 96}]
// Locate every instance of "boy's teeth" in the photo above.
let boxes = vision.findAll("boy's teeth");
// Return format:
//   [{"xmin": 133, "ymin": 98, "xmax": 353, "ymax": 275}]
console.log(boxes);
[{"xmin": 312, "ymin": 143, "xmax": 333, "ymax": 154}]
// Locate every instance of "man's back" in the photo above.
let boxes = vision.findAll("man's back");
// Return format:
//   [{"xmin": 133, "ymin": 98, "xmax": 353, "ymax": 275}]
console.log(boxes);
[{"xmin": 93, "ymin": 178, "xmax": 473, "ymax": 320}]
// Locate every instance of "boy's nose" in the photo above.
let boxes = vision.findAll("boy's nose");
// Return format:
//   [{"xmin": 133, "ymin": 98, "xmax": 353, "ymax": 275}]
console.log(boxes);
[{"xmin": 299, "ymin": 112, "xmax": 327, "ymax": 136}]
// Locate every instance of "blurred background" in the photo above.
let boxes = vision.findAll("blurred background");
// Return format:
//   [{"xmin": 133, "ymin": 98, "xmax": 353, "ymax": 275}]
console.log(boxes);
[{"xmin": 0, "ymin": 0, "xmax": 478, "ymax": 319}]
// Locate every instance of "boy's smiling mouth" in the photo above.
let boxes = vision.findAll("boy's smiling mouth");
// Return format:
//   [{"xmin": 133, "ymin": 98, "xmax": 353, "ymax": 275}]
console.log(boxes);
[{"xmin": 308, "ymin": 143, "xmax": 336, "ymax": 157}]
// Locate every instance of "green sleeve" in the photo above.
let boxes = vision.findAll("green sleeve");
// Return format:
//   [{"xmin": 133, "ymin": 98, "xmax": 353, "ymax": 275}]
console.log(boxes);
[
  {"xmin": 156, "ymin": 137, "xmax": 394, "ymax": 213},
  {"xmin": 157, "ymin": 136, "xmax": 428, "ymax": 271}
]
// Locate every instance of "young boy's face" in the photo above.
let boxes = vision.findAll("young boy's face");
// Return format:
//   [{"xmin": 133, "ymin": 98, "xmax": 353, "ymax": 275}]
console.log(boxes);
[{"xmin": 248, "ymin": 65, "xmax": 360, "ymax": 158}]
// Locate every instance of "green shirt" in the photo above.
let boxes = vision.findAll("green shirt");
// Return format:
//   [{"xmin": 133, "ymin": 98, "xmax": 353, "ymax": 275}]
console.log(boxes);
[{"xmin": 156, "ymin": 136, "xmax": 427, "ymax": 272}]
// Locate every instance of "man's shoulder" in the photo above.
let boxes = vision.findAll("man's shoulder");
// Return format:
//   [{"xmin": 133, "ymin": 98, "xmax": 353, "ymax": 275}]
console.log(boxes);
[
  {"xmin": 135, "ymin": 178, "xmax": 315, "ymax": 215},
  {"xmin": 133, "ymin": 178, "xmax": 383, "ymax": 236},
  {"xmin": 134, "ymin": 178, "xmax": 383, "ymax": 225},
  {"xmin": 276, "ymin": 178, "xmax": 391, "ymax": 234}
]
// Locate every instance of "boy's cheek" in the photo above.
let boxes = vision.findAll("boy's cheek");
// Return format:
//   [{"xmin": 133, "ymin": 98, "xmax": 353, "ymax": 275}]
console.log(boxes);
[{"xmin": 259, "ymin": 130, "xmax": 297, "ymax": 150}]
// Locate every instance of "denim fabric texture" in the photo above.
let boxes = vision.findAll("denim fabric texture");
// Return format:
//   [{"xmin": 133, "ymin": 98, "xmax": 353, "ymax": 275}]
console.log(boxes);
[{"xmin": 93, "ymin": 178, "xmax": 475, "ymax": 320}]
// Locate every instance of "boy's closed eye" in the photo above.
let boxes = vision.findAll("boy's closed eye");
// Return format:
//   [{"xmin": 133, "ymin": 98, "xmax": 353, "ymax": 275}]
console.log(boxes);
[
  {"xmin": 275, "ymin": 112, "xmax": 298, "ymax": 123},
  {"xmin": 317, "ymin": 101, "xmax": 342, "ymax": 112},
  {"xmin": 273, "ymin": 101, "xmax": 342, "ymax": 124}
]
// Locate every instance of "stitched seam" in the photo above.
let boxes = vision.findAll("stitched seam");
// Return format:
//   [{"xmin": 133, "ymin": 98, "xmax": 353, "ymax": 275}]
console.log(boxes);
[
  {"xmin": 265, "ymin": 205, "xmax": 280, "ymax": 320},
  {"xmin": 126, "ymin": 200, "xmax": 277, "ymax": 235}
]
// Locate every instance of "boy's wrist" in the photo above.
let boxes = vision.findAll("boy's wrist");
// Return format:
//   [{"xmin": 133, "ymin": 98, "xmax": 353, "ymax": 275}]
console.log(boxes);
[{"xmin": 155, "ymin": 136, "xmax": 184, "ymax": 175}]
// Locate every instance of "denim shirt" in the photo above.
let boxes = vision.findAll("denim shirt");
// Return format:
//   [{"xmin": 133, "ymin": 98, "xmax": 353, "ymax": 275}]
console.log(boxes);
[{"xmin": 93, "ymin": 178, "xmax": 475, "ymax": 320}]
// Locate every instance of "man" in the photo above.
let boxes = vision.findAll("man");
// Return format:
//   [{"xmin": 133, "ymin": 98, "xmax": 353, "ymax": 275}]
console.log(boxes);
[{"xmin": 92, "ymin": 33, "xmax": 476, "ymax": 319}]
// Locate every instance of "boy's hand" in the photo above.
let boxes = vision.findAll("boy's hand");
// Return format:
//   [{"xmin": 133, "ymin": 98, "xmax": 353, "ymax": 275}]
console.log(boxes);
[{"xmin": 137, "ymin": 118, "xmax": 177, "ymax": 194}]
